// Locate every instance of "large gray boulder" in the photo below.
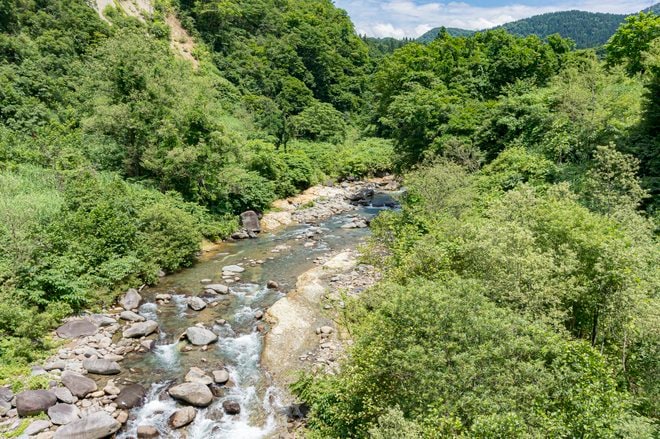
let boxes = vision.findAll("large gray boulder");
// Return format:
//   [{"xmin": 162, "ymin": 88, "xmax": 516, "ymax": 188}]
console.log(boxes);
[
  {"xmin": 61, "ymin": 372, "xmax": 97, "ymax": 398},
  {"xmin": 24, "ymin": 419, "xmax": 52, "ymax": 436},
  {"xmin": 169, "ymin": 406, "xmax": 196, "ymax": 429},
  {"xmin": 16, "ymin": 389, "xmax": 57, "ymax": 416},
  {"xmin": 222, "ymin": 265, "xmax": 245, "ymax": 273},
  {"xmin": 120, "ymin": 310, "xmax": 145, "ymax": 322},
  {"xmin": 240, "ymin": 210, "xmax": 261, "ymax": 232},
  {"xmin": 88, "ymin": 314, "xmax": 116, "ymax": 327},
  {"xmin": 168, "ymin": 383, "xmax": 213, "ymax": 407},
  {"xmin": 185, "ymin": 367, "xmax": 213, "ymax": 385},
  {"xmin": 185, "ymin": 327, "xmax": 218, "ymax": 346},
  {"xmin": 205, "ymin": 284, "xmax": 229, "ymax": 294},
  {"xmin": 122, "ymin": 320, "xmax": 158, "ymax": 338},
  {"xmin": 56, "ymin": 319, "xmax": 98, "ymax": 339},
  {"xmin": 222, "ymin": 400, "xmax": 241, "ymax": 415},
  {"xmin": 0, "ymin": 386, "xmax": 13, "ymax": 402},
  {"xmin": 53, "ymin": 387, "xmax": 76, "ymax": 404},
  {"xmin": 188, "ymin": 297, "xmax": 206, "ymax": 311},
  {"xmin": 48, "ymin": 403, "xmax": 81, "ymax": 425},
  {"xmin": 120, "ymin": 289, "xmax": 142, "ymax": 311},
  {"xmin": 83, "ymin": 358, "xmax": 121, "ymax": 375},
  {"xmin": 53, "ymin": 411, "xmax": 121, "ymax": 439},
  {"xmin": 212, "ymin": 370, "xmax": 230, "ymax": 384},
  {"xmin": 115, "ymin": 384, "xmax": 146, "ymax": 410}
]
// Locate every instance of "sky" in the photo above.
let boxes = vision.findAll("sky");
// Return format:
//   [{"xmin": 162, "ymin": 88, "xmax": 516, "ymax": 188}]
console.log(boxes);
[{"xmin": 334, "ymin": 0, "xmax": 657, "ymax": 38}]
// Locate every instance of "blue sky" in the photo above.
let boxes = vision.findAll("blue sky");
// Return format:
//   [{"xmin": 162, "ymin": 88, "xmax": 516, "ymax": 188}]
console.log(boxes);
[{"xmin": 334, "ymin": 0, "xmax": 656, "ymax": 38}]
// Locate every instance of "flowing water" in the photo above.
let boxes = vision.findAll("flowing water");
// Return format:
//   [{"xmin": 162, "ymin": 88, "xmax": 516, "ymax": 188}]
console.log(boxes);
[{"xmin": 115, "ymin": 201, "xmax": 393, "ymax": 438}]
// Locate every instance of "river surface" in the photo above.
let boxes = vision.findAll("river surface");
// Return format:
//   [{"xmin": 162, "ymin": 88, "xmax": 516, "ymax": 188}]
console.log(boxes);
[{"xmin": 115, "ymin": 204, "xmax": 388, "ymax": 438}]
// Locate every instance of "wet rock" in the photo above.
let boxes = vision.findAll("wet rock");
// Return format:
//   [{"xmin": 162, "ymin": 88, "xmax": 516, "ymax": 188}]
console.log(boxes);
[
  {"xmin": 53, "ymin": 411, "xmax": 121, "ymax": 439},
  {"xmin": 349, "ymin": 187, "xmax": 374, "ymax": 205},
  {"xmin": 103, "ymin": 381, "xmax": 120, "ymax": 396},
  {"xmin": 115, "ymin": 384, "xmax": 146, "ymax": 410},
  {"xmin": 122, "ymin": 320, "xmax": 158, "ymax": 338},
  {"xmin": 56, "ymin": 319, "xmax": 98, "ymax": 339},
  {"xmin": 222, "ymin": 265, "xmax": 245, "ymax": 273},
  {"xmin": 24, "ymin": 419, "xmax": 52, "ymax": 436},
  {"xmin": 168, "ymin": 406, "xmax": 196, "ymax": 429},
  {"xmin": 155, "ymin": 293, "xmax": 172, "ymax": 301},
  {"xmin": 120, "ymin": 289, "xmax": 142, "ymax": 311},
  {"xmin": 240, "ymin": 210, "xmax": 261, "ymax": 233},
  {"xmin": 212, "ymin": 370, "xmax": 230, "ymax": 384},
  {"xmin": 168, "ymin": 383, "xmax": 213, "ymax": 407},
  {"xmin": 16, "ymin": 390, "xmax": 57, "ymax": 416},
  {"xmin": 83, "ymin": 358, "xmax": 120, "ymax": 375},
  {"xmin": 137, "ymin": 424, "xmax": 159, "ymax": 438},
  {"xmin": 266, "ymin": 280, "xmax": 279, "ymax": 289},
  {"xmin": 140, "ymin": 340, "xmax": 156, "ymax": 351},
  {"xmin": 254, "ymin": 310, "xmax": 264, "ymax": 320},
  {"xmin": 48, "ymin": 403, "xmax": 80, "ymax": 425},
  {"xmin": 222, "ymin": 400, "xmax": 241, "ymax": 415},
  {"xmin": 52, "ymin": 387, "xmax": 75, "ymax": 404},
  {"xmin": 205, "ymin": 284, "xmax": 229, "ymax": 294},
  {"xmin": 185, "ymin": 367, "xmax": 213, "ymax": 385},
  {"xmin": 120, "ymin": 311, "xmax": 145, "ymax": 322},
  {"xmin": 188, "ymin": 296, "xmax": 206, "ymax": 311},
  {"xmin": 116, "ymin": 410, "xmax": 129, "ymax": 424},
  {"xmin": 185, "ymin": 327, "xmax": 218, "ymax": 346},
  {"xmin": 61, "ymin": 372, "xmax": 97, "ymax": 398}
]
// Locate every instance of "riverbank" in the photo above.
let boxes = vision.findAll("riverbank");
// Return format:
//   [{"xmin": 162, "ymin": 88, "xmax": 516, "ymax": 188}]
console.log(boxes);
[{"xmin": 0, "ymin": 177, "xmax": 398, "ymax": 438}]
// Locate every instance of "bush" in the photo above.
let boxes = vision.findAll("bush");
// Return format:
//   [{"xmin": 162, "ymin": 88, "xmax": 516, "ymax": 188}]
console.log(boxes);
[{"xmin": 290, "ymin": 102, "xmax": 348, "ymax": 144}]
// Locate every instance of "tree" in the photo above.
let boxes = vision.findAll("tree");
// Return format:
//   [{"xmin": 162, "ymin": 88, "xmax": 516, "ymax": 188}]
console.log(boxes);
[{"xmin": 606, "ymin": 12, "xmax": 660, "ymax": 75}]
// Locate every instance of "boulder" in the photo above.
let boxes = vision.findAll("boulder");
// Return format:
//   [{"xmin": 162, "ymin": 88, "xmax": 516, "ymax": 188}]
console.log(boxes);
[
  {"xmin": 88, "ymin": 314, "xmax": 116, "ymax": 327},
  {"xmin": 185, "ymin": 367, "xmax": 213, "ymax": 385},
  {"xmin": 120, "ymin": 289, "xmax": 142, "ymax": 311},
  {"xmin": 120, "ymin": 311, "xmax": 145, "ymax": 322},
  {"xmin": 53, "ymin": 387, "xmax": 76, "ymax": 404},
  {"xmin": 167, "ymin": 383, "xmax": 213, "ymax": 407},
  {"xmin": 0, "ymin": 386, "xmax": 13, "ymax": 402},
  {"xmin": 137, "ymin": 424, "xmax": 159, "ymax": 438},
  {"xmin": 56, "ymin": 319, "xmax": 98, "ymax": 339},
  {"xmin": 320, "ymin": 326, "xmax": 334, "ymax": 335},
  {"xmin": 240, "ymin": 210, "xmax": 261, "ymax": 233},
  {"xmin": 24, "ymin": 419, "xmax": 52, "ymax": 436},
  {"xmin": 212, "ymin": 370, "xmax": 230, "ymax": 384},
  {"xmin": 83, "ymin": 358, "xmax": 121, "ymax": 375},
  {"xmin": 187, "ymin": 297, "xmax": 206, "ymax": 311},
  {"xmin": 61, "ymin": 372, "xmax": 97, "ymax": 398},
  {"xmin": 185, "ymin": 327, "xmax": 218, "ymax": 346},
  {"xmin": 222, "ymin": 265, "xmax": 245, "ymax": 273},
  {"xmin": 44, "ymin": 361, "xmax": 67, "ymax": 371},
  {"xmin": 205, "ymin": 284, "xmax": 229, "ymax": 294},
  {"xmin": 266, "ymin": 280, "xmax": 279, "ymax": 289},
  {"xmin": 115, "ymin": 384, "xmax": 146, "ymax": 410},
  {"xmin": 48, "ymin": 403, "xmax": 80, "ymax": 425},
  {"xmin": 168, "ymin": 406, "xmax": 196, "ymax": 429},
  {"xmin": 122, "ymin": 320, "xmax": 158, "ymax": 338},
  {"xmin": 16, "ymin": 390, "xmax": 57, "ymax": 416},
  {"xmin": 53, "ymin": 412, "xmax": 121, "ymax": 439},
  {"xmin": 0, "ymin": 399, "xmax": 11, "ymax": 416},
  {"xmin": 222, "ymin": 400, "xmax": 241, "ymax": 415}
]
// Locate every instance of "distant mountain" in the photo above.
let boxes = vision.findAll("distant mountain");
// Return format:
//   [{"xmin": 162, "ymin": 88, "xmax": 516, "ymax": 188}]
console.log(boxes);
[{"xmin": 417, "ymin": 4, "xmax": 660, "ymax": 48}]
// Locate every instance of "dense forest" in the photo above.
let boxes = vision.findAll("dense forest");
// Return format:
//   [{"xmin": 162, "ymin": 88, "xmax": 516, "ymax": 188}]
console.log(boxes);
[
  {"xmin": 419, "ymin": 4, "xmax": 660, "ymax": 48},
  {"xmin": 0, "ymin": 0, "xmax": 659, "ymax": 437}
]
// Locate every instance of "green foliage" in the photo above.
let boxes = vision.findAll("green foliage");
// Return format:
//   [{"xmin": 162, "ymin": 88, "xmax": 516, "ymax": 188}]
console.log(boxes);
[
  {"xmin": 290, "ymin": 103, "xmax": 347, "ymax": 144},
  {"xmin": 606, "ymin": 12, "xmax": 660, "ymax": 75}
]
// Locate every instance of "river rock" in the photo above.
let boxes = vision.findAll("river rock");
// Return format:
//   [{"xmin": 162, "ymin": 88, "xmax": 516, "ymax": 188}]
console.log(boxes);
[
  {"xmin": 137, "ymin": 424, "xmax": 159, "ymax": 438},
  {"xmin": 222, "ymin": 400, "xmax": 241, "ymax": 415},
  {"xmin": 205, "ymin": 284, "xmax": 229, "ymax": 294},
  {"xmin": 168, "ymin": 406, "xmax": 196, "ymax": 428},
  {"xmin": 120, "ymin": 311, "xmax": 145, "ymax": 322},
  {"xmin": 44, "ymin": 361, "xmax": 66, "ymax": 371},
  {"xmin": 185, "ymin": 327, "xmax": 218, "ymax": 346},
  {"xmin": 61, "ymin": 372, "xmax": 97, "ymax": 398},
  {"xmin": 0, "ymin": 386, "xmax": 13, "ymax": 402},
  {"xmin": 155, "ymin": 293, "xmax": 172, "ymax": 301},
  {"xmin": 0, "ymin": 399, "xmax": 11, "ymax": 416},
  {"xmin": 24, "ymin": 419, "xmax": 52, "ymax": 436},
  {"xmin": 48, "ymin": 403, "xmax": 80, "ymax": 425},
  {"xmin": 320, "ymin": 326, "xmax": 334, "ymax": 334},
  {"xmin": 53, "ymin": 411, "xmax": 121, "ymax": 439},
  {"xmin": 16, "ymin": 390, "xmax": 57, "ymax": 416},
  {"xmin": 115, "ymin": 384, "xmax": 146, "ymax": 410},
  {"xmin": 185, "ymin": 367, "xmax": 213, "ymax": 385},
  {"xmin": 53, "ymin": 387, "xmax": 76, "ymax": 404},
  {"xmin": 120, "ymin": 289, "xmax": 142, "ymax": 310},
  {"xmin": 83, "ymin": 358, "xmax": 121, "ymax": 375},
  {"xmin": 88, "ymin": 314, "xmax": 116, "ymax": 327},
  {"xmin": 212, "ymin": 370, "xmax": 230, "ymax": 384},
  {"xmin": 56, "ymin": 319, "xmax": 98, "ymax": 339},
  {"xmin": 168, "ymin": 383, "xmax": 213, "ymax": 407},
  {"xmin": 240, "ymin": 210, "xmax": 261, "ymax": 233},
  {"xmin": 103, "ymin": 381, "xmax": 121, "ymax": 396},
  {"xmin": 266, "ymin": 280, "xmax": 279, "ymax": 289},
  {"xmin": 122, "ymin": 320, "xmax": 158, "ymax": 338},
  {"xmin": 188, "ymin": 297, "xmax": 206, "ymax": 311},
  {"xmin": 222, "ymin": 265, "xmax": 245, "ymax": 273}
]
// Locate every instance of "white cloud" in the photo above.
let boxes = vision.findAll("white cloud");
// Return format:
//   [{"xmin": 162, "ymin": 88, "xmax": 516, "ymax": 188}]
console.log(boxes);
[{"xmin": 335, "ymin": 0, "xmax": 653, "ymax": 38}]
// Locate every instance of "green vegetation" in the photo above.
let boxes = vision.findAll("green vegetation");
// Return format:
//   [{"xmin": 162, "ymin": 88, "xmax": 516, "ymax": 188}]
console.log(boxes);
[
  {"xmin": 293, "ymin": 10, "xmax": 660, "ymax": 438},
  {"xmin": 0, "ymin": 0, "xmax": 658, "ymax": 435}
]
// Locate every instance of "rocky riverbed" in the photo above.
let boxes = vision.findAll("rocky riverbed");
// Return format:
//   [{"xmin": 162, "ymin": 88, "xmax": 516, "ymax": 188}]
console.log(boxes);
[{"xmin": 0, "ymin": 178, "xmax": 398, "ymax": 439}]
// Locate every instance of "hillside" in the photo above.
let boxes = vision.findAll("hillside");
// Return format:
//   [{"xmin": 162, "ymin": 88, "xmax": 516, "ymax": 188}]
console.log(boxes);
[{"xmin": 418, "ymin": 4, "xmax": 659, "ymax": 48}]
